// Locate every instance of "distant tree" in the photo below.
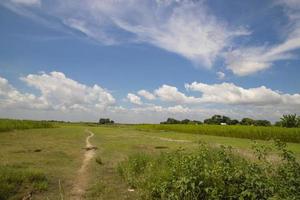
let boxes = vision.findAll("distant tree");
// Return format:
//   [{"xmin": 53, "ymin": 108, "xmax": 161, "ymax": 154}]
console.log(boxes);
[
  {"xmin": 99, "ymin": 118, "xmax": 114, "ymax": 125},
  {"xmin": 240, "ymin": 118, "xmax": 255, "ymax": 126},
  {"xmin": 280, "ymin": 114, "xmax": 298, "ymax": 128},
  {"xmin": 160, "ymin": 118, "xmax": 202, "ymax": 125},
  {"xmin": 254, "ymin": 120, "xmax": 271, "ymax": 126},
  {"xmin": 192, "ymin": 120, "xmax": 203, "ymax": 125},
  {"xmin": 204, "ymin": 115, "xmax": 232, "ymax": 125},
  {"xmin": 163, "ymin": 118, "xmax": 180, "ymax": 124},
  {"xmin": 181, "ymin": 119, "xmax": 191, "ymax": 124},
  {"xmin": 229, "ymin": 119, "xmax": 239, "ymax": 125},
  {"xmin": 274, "ymin": 121, "xmax": 282, "ymax": 127}
]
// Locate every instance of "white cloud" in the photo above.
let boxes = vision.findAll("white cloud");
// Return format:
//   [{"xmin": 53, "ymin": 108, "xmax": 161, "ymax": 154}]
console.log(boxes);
[
  {"xmin": 216, "ymin": 71, "xmax": 225, "ymax": 80},
  {"xmin": 154, "ymin": 84, "xmax": 200, "ymax": 104},
  {"xmin": 3, "ymin": 0, "xmax": 248, "ymax": 68},
  {"xmin": 185, "ymin": 82, "xmax": 300, "ymax": 106},
  {"xmin": 1, "ymin": 73, "xmax": 300, "ymax": 123},
  {"xmin": 225, "ymin": 1, "xmax": 300, "ymax": 76},
  {"xmin": 224, "ymin": 39, "xmax": 300, "ymax": 76},
  {"xmin": 0, "ymin": 71, "xmax": 115, "ymax": 112},
  {"xmin": 10, "ymin": 0, "xmax": 40, "ymax": 6},
  {"xmin": 137, "ymin": 89, "xmax": 156, "ymax": 100},
  {"xmin": 0, "ymin": 76, "xmax": 47, "ymax": 109},
  {"xmin": 127, "ymin": 93, "xmax": 142, "ymax": 105}
]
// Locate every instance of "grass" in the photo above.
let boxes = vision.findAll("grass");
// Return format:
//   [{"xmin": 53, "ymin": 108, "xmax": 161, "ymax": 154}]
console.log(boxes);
[
  {"xmin": 0, "ymin": 125, "xmax": 87, "ymax": 199},
  {"xmin": 136, "ymin": 124, "xmax": 300, "ymax": 143},
  {"xmin": 1, "ymin": 124, "xmax": 300, "ymax": 199},
  {"xmin": 0, "ymin": 165, "xmax": 48, "ymax": 200},
  {"xmin": 0, "ymin": 119, "xmax": 54, "ymax": 132}
]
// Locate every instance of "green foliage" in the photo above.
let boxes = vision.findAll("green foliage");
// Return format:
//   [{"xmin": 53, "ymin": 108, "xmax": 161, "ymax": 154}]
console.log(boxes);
[
  {"xmin": 280, "ymin": 114, "xmax": 299, "ymax": 128},
  {"xmin": 0, "ymin": 165, "xmax": 48, "ymax": 199},
  {"xmin": 160, "ymin": 118, "xmax": 202, "ymax": 125},
  {"xmin": 119, "ymin": 142, "xmax": 300, "ymax": 200},
  {"xmin": 240, "ymin": 118, "xmax": 255, "ymax": 125},
  {"xmin": 0, "ymin": 119, "xmax": 54, "ymax": 132},
  {"xmin": 99, "ymin": 118, "xmax": 115, "ymax": 124},
  {"xmin": 204, "ymin": 115, "xmax": 234, "ymax": 125},
  {"xmin": 137, "ymin": 124, "xmax": 300, "ymax": 143}
]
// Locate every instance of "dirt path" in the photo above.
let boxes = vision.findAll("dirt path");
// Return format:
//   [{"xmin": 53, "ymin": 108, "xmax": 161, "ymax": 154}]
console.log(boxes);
[{"xmin": 71, "ymin": 130, "xmax": 96, "ymax": 200}]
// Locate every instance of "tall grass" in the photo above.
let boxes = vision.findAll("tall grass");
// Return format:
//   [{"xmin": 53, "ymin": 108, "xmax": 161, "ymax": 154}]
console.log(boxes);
[
  {"xmin": 0, "ymin": 119, "xmax": 54, "ymax": 132},
  {"xmin": 118, "ymin": 142, "xmax": 300, "ymax": 199},
  {"xmin": 136, "ymin": 124, "xmax": 300, "ymax": 143}
]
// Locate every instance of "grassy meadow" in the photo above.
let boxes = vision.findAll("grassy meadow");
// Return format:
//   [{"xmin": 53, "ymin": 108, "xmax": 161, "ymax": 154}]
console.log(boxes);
[{"xmin": 0, "ymin": 120, "xmax": 300, "ymax": 199}]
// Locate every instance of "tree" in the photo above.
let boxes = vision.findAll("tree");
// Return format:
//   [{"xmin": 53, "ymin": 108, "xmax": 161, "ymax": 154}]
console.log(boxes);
[
  {"xmin": 274, "ymin": 121, "xmax": 282, "ymax": 127},
  {"xmin": 204, "ymin": 115, "xmax": 232, "ymax": 125},
  {"xmin": 181, "ymin": 119, "xmax": 191, "ymax": 124},
  {"xmin": 240, "ymin": 118, "xmax": 255, "ymax": 126},
  {"xmin": 254, "ymin": 120, "xmax": 271, "ymax": 126},
  {"xmin": 229, "ymin": 119, "xmax": 239, "ymax": 125},
  {"xmin": 99, "ymin": 118, "xmax": 114, "ymax": 124},
  {"xmin": 280, "ymin": 114, "xmax": 298, "ymax": 128}
]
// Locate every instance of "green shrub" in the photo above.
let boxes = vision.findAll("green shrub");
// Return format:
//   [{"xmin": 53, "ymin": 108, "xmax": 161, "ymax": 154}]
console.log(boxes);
[{"xmin": 118, "ymin": 142, "xmax": 300, "ymax": 199}]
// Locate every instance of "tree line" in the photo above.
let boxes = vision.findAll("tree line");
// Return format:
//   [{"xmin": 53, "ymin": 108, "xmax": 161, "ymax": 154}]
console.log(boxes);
[{"xmin": 160, "ymin": 114, "xmax": 300, "ymax": 128}]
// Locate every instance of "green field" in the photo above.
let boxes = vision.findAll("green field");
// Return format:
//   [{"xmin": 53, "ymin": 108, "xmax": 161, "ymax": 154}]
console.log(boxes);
[
  {"xmin": 0, "ymin": 123, "xmax": 300, "ymax": 199},
  {"xmin": 137, "ymin": 124, "xmax": 300, "ymax": 143}
]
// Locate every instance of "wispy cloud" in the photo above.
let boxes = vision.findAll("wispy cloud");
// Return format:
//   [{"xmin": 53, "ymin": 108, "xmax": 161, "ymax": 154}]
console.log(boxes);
[
  {"xmin": 2, "ymin": 0, "xmax": 248, "ymax": 68},
  {"xmin": 10, "ymin": 0, "xmax": 41, "ymax": 7},
  {"xmin": 224, "ymin": 1, "xmax": 300, "ymax": 76}
]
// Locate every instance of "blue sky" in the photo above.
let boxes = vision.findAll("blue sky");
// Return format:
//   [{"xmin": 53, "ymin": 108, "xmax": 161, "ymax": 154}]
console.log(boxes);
[{"xmin": 0, "ymin": 0, "xmax": 299, "ymax": 123}]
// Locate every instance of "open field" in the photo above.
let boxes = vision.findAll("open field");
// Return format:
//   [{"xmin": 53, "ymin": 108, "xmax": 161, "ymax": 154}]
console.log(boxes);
[{"xmin": 0, "ymin": 123, "xmax": 300, "ymax": 199}]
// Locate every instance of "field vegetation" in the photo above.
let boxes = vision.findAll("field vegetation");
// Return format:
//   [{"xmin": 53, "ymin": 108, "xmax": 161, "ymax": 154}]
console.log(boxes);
[
  {"xmin": 118, "ymin": 140, "xmax": 300, "ymax": 199},
  {"xmin": 137, "ymin": 124, "xmax": 300, "ymax": 143},
  {"xmin": 0, "ymin": 119, "xmax": 54, "ymax": 132},
  {"xmin": 0, "ymin": 118, "xmax": 300, "ymax": 199}
]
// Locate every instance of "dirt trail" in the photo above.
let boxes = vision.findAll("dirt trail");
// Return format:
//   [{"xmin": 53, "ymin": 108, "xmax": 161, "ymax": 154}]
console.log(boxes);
[{"xmin": 71, "ymin": 130, "xmax": 96, "ymax": 200}]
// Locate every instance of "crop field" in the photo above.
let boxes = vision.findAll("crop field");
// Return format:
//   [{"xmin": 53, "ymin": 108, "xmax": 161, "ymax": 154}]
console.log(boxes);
[
  {"xmin": 136, "ymin": 124, "xmax": 300, "ymax": 143},
  {"xmin": 0, "ymin": 122, "xmax": 300, "ymax": 199}
]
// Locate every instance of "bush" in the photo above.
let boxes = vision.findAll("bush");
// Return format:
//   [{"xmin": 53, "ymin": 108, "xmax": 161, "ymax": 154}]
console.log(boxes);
[{"xmin": 119, "ymin": 142, "xmax": 300, "ymax": 200}]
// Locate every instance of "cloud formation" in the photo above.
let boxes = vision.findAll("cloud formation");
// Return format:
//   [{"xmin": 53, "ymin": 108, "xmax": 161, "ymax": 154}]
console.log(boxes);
[
  {"xmin": 138, "ymin": 90, "xmax": 156, "ymax": 100},
  {"xmin": 185, "ymin": 82, "xmax": 300, "ymax": 106},
  {"xmin": 10, "ymin": 0, "xmax": 40, "ymax": 6},
  {"xmin": 127, "ymin": 93, "xmax": 142, "ymax": 105},
  {"xmin": 3, "ymin": 0, "xmax": 249, "ymax": 68},
  {"xmin": 154, "ymin": 84, "xmax": 201, "ymax": 104},
  {"xmin": 1, "ymin": 72, "xmax": 300, "ymax": 123},
  {"xmin": 0, "ymin": 71, "xmax": 115, "ymax": 112},
  {"xmin": 224, "ymin": 1, "xmax": 300, "ymax": 76}
]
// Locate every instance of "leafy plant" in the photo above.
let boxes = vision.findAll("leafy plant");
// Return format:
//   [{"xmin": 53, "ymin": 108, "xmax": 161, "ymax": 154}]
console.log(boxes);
[{"xmin": 119, "ymin": 142, "xmax": 300, "ymax": 200}]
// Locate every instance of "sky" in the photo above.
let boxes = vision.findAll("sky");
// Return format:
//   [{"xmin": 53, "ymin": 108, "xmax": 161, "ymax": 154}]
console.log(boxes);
[{"xmin": 0, "ymin": 0, "xmax": 299, "ymax": 123}]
